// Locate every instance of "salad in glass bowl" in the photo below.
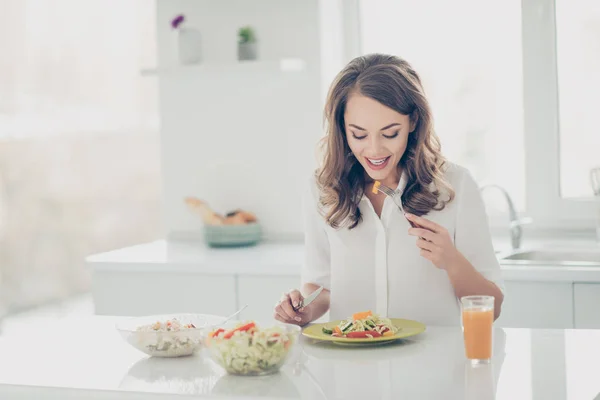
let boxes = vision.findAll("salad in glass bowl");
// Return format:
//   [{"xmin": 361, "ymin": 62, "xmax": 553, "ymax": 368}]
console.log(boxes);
[
  {"xmin": 116, "ymin": 314, "xmax": 225, "ymax": 358},
  {"xmin": 204, "ymin": 320, "xmax": 300, "ymax": 376}
]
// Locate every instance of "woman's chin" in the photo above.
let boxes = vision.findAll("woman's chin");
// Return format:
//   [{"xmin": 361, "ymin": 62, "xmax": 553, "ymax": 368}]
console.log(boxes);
[
  {"xmin": 365, "ymin": 169, "xmax": 393, "ymax": 182},
  {"xmin": 360, "ymin": 160, "xmax": 398, "ymax": 183}
]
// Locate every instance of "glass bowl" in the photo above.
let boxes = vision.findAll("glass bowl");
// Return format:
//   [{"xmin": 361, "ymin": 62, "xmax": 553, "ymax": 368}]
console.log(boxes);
[
  {"xmin": 116, "ymin": 313, "xmax": 226, "ymax": 358},
  {"xmin": 204, "ymin": 320, "xmax": 301, "ymax": 376}
]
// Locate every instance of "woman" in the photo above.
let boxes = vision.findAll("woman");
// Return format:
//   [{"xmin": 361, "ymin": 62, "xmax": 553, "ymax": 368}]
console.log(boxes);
[{"xmin": 274, "ymin": 54, "xmax": 504, "ymax": 327}]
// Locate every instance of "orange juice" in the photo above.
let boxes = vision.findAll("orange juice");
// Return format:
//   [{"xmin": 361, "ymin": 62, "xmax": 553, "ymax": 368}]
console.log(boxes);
[{"xmin": 462, "ymin": 309, "xmax": 493, "ymax": 360}]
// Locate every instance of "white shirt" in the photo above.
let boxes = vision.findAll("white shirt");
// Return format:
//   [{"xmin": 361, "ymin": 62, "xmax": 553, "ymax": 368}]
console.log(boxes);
[{"xmin": 301, "ymin": 163, "xmax": 505, "ymax": 326}]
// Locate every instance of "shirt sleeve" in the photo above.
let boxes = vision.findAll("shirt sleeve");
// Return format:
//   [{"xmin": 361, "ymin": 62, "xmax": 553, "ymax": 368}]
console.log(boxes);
[
  {"xmin": 454, "ymin": 168, "xmax": 505, "ymax": 294},
  {"xmin": 300, "ymin": 177, "xmax": 331, "ymax": 290}
]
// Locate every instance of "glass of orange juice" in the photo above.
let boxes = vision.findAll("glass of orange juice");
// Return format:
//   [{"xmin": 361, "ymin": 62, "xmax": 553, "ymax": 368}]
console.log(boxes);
[{"xmin": 461, "ymin": 295, "xmax": 494, "ymax": 365}]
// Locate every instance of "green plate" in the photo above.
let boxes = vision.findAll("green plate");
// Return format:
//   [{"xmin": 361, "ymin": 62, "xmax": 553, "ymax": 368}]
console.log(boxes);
[{"xmin": 302, "ymin": 318, "xmax": 426, "ymax": 345}]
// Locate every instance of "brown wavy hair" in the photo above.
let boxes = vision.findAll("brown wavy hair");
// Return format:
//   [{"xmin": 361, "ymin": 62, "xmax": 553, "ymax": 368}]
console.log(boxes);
[{"xmin": 317, "ymin": 53, "xmax": 455, "ymax": 229}]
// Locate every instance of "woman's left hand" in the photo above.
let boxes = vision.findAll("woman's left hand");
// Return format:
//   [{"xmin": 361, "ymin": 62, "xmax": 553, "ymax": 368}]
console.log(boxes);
[{"xmin": 405, "ymin": 213, "xmax": 461, "ymax": 271}]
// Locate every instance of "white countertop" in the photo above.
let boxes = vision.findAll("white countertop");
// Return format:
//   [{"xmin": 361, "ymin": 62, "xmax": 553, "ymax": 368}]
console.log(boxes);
[
  {"xmin": 1, "ymin": 316, "xmax": 600, "ymax": 400},
  {"xmin": 86, "ymin": 238, "xmax": 600, "ymax": 282},
  {"xmin": 86, "ymin": 240, "xmax": 304, "ymax": 276}
]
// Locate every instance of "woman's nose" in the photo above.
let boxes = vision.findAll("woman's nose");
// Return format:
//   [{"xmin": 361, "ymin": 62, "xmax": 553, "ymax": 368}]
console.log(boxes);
[{"xmin": 368, "ymin": 135, "xmax": 385, "ymax": 153}]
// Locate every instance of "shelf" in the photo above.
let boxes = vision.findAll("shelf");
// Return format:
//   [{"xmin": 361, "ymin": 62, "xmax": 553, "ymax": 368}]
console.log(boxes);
[{"xmin": 141, "ymin": 58, "xmax": 307, "ymax": 77}]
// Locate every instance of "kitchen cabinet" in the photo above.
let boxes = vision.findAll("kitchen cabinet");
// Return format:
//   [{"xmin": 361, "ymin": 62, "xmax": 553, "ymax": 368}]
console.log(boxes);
[
  {"xmin": 495, "ymin": 281, "xmax": 573, "ymax": 329},
  {"xmin": 91, "ymin": 272, "xmax": 577, "ymax": 328},
  {"xmin": 92, "ymin": 270, "xmax": 237, "ymax": 317},
  {"xmin": 574, "ymin": 283, "xmax": 600, "ymax": 328}
]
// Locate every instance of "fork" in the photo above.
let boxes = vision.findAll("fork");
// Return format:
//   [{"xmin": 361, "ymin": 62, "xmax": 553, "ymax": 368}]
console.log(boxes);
[
  {"xmin": 216, "ymin": 304, "xmax": 248, "ymax": 327},
  {"xmin": 373, "ymin": 181, "xmax": 421, "ymax": 229}
]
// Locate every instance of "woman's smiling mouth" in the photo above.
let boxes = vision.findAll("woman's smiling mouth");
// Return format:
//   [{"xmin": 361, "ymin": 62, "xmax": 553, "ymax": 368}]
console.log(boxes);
[{"xmin": 366, "ymin": 156, "xmax": 391, "ymax": 170}]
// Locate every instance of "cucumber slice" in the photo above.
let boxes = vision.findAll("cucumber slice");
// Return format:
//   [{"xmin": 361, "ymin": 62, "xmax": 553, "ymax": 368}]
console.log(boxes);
[
  {"xmin": 322, "ymin": 327, "xmax": 333, "ymax": 335},
  {"xmin": 341, "ymin": 321, "xmax": 354, "ymax": 332}
]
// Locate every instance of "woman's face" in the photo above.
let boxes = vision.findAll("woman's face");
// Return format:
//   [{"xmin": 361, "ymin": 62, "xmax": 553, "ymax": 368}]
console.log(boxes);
[{"xmin": 344, "ymin": 92, "xmax": 414, "ymax": 186}]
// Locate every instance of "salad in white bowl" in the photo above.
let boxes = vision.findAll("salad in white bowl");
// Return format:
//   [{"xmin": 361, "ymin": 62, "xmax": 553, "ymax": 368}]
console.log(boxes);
[{"xmin": 117, "ymin": 314, "xmax": 225, "ymax": 357}]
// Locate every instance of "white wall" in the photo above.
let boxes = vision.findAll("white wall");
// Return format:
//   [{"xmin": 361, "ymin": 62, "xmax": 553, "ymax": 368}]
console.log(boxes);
[{"xmin": 155, "ymin": 0, "xmax": 349, "ymax": 239}]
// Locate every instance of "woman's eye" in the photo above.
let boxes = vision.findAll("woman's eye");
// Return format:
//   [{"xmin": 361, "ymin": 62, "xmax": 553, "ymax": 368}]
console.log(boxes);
[
  {"xmin": 383, "ymin": 131, "xmax": 399, "ymax": 139},
  {"xmin": 352, "ymin": 133, "xmax": 367, "ymax": 140}
]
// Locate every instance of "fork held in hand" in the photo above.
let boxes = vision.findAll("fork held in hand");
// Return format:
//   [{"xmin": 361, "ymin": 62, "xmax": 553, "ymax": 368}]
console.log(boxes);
[{"xmin": 374, "ymin": 181, "xmax": 421, "ymax": 229}]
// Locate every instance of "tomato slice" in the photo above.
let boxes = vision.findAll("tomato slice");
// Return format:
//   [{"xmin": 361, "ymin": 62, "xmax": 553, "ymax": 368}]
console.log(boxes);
[
  {"xmin": 209, "ymin": 328, "xmax": 225, "ymax": 338},
  {"xmin": 223, "ymin": 322, "xmax": 256, "ymax": 339},
  {"xmin": 237, "ymin": 322, "xmax": 256, "ymax": 332},
  {"xmin": 346, "ymin": 331, "xmax": 382, "ymax": 338}
]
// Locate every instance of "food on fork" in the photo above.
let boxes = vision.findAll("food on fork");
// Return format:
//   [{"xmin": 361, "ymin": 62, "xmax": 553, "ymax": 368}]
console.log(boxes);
[
  {"xmin": 321, "ymin": 310, "xmax": 398, "ymax": 338},
  {"xmin": 372, "ymin": 180, "xmax": 381, "ymax": 194}
]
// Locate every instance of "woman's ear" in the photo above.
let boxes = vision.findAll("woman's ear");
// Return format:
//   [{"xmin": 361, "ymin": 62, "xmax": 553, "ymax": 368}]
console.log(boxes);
[{"xmin": 409, "ymin": 111, "xmax": 419, "ymax": 133}]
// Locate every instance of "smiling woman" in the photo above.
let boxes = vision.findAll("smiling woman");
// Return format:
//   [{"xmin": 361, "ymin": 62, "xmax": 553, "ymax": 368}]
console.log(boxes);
[
  {"xmin": 317, "ymin": 55, "xmax": 455, "ymax": 229},
  {"xmin": 273, "ymin": 54, "xmax": 505, "ymax": 327}
]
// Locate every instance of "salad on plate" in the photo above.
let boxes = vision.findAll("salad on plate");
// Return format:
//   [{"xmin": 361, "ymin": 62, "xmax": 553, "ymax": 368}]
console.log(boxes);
[{"xmin": 322, "ymin": 311, "xmax": 399, "ymax": 339}]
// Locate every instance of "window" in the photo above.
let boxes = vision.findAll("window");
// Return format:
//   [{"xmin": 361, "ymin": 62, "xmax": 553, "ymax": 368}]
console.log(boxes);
[
  {"xmin": 0, "ymin": 0, "xmax": 162, "ymax": 312},
  {"xmin": 357, "ymin": 0, "xmax": 599, "ymax": 228},
  {"xmin": 556, "ymin": 0, "xmax": 600, "ymax": 199},
  {"xmin": 0, "ymin": 0, "xmax": 158, "ymax": 137},
  {"xmin": 359, "ymin": 0, "xmax": 525, "ymax": 211}
]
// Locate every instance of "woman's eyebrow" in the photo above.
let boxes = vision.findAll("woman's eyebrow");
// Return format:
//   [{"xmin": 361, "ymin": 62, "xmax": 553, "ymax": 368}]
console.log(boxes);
[{"xmin": 348, "ymin": 122, "xmax": 402, "ymax": 131}]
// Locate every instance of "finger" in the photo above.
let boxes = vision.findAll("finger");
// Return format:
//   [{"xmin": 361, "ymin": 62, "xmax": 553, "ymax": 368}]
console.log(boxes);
[
  {"xmin": 420, "ymin": 249, "xmax": 433, "ymax": 260},
  {"xmin": 408, "ymin": 228, "xmax": 438, "ymax": 243},
  {"xmin": 405, "ymin": 213, "xmax": 442, "ymax": 233},
  {"xmin": 280, "ymin": 296, "xmax": 302, "ymax": 322},
  {"xmin": 274, "ymin": 312, "xmax": 288, "ymax": 323},
  {"xmin": 274, "ymin": 303, "xmax": 294, "ymax": 322},
  {"xmin": 416, "ymin": 238, "xmax": 438, "ymax": 252},
  {"xmin": 289, "ymin": 290, "xmax": 304, "ymax": 310},
  {"xmin": 277, "ymin": 292, "xmax": 305, "ymax": 319}
]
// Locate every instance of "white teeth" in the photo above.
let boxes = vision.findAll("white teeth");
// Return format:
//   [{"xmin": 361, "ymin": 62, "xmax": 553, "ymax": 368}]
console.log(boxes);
[{"xmin": 367, "ymin": 157, "xmax": 388, "ymax": 165}]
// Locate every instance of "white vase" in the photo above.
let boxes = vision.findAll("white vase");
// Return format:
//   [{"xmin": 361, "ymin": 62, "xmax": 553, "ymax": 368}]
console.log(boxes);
[{"xmin": 177, "ymin": 27, "xmax": 202, "ymax": 65}]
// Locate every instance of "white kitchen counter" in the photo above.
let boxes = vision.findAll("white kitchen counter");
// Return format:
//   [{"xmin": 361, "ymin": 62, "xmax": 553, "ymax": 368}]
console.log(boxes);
[
  {"xmin": 1, "ymin": 315, "xmax": 600, "ymax": 399},
  {"xmin": 86, "ymin": 238, "xmax": 600, "ymax": 329},
  {"xmin": 86, "ymin": 240, "xmax": 304, "ymax": 276},
  {"xmin": 86, "ymin": 238, "xmax": 600, "ymax": 282}
]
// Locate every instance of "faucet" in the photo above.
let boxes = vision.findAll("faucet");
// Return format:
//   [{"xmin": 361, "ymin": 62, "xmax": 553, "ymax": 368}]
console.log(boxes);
[{"xmin": 479, "ymin": 184, "xmax": 532, "ymax": 251}]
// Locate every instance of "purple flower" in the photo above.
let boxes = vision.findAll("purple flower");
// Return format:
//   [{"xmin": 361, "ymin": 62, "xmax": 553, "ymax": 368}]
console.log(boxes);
[{"xmin": 171, "ymin": 14, "xmax": 185, "ymax": 29}]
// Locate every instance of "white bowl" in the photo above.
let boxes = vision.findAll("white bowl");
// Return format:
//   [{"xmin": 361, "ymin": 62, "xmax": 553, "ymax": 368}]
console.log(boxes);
[{"xmin": 116, "ymin": 314, "xmax": 226, "ymax": 358}]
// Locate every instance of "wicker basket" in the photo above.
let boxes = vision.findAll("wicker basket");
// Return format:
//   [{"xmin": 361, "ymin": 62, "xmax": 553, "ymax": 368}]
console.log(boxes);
[{"xmin": 203, "ymin": 223, "xmax": 263, "ymax": 247}]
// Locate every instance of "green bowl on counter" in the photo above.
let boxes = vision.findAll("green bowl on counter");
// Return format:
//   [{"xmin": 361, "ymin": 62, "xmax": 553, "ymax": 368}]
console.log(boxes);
[{"xmin": 203, "ymin": 223, "xmax": 263, "ymax": 247}]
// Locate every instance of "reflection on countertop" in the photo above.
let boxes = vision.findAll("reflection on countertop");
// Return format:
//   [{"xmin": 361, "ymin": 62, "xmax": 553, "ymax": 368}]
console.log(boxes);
[{"xmin": 1, "ymin": 316, "xmax": 600, "ymax": 399}]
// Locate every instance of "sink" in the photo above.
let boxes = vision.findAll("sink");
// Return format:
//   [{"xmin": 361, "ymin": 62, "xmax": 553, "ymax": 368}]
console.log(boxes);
[{"xmin": 500, "ymin": 249, "xmax": 600, "ymax": 266}]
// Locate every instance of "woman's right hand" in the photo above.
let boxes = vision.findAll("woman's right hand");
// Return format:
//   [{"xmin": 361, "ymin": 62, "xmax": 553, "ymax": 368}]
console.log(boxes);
[{"xmin": 273, "ymin": 289, "xmax": 314, "ymax": 326}]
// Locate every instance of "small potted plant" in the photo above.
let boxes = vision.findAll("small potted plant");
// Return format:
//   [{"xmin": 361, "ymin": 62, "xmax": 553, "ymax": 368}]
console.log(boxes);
[
  {"xmin": 237, "ymin": 26, "xmax": 258, "ymax": 61},
  {"xmin": 172, "ymin": 14, "xmax": 202, "ymax": 65}
]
